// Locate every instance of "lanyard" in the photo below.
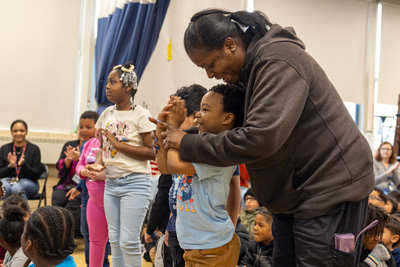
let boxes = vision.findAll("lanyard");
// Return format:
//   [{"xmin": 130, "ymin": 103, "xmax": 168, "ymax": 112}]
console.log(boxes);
[{"xmin": 13, "ymin": 142, "xmax": 27, "ymax": 179}]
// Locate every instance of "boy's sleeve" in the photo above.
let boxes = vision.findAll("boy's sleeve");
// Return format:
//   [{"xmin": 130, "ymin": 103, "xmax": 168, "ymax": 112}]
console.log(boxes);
[
  {"xmin": 233, "ymin": 165, "xmax": 240, "ymax": 176},
  {"xmin": 192, "ymin": 163, "xmax": 235, "ymax": 181}
]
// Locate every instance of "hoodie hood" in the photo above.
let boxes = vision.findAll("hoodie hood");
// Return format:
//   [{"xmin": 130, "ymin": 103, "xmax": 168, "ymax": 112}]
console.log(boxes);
[{"xmin": 240, "ymin": 24, "xmax": 305, "ymax": 83}]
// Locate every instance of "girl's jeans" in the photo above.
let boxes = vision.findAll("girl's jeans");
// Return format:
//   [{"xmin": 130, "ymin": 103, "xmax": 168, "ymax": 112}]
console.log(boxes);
[{"xmin": 104, "ymin": 173, "xmax": 152, "ymax": 267}]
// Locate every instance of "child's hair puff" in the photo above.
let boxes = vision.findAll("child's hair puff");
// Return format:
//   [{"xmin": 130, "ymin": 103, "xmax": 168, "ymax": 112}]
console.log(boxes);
[
  {"xmin": 0, "ymin": 204, "xmax": 26, "ymax": 248},
  {"xmin": 2, "ymin": 193, "xmax": 30, "ymax": 215}
]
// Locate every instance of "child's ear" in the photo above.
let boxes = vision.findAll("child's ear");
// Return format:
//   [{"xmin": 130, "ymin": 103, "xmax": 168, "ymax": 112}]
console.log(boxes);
[
  {"xmin": 393, "ymin": 234, "xmax": 400, "ymax": 244},
  {"xmin": 23, "ymin": 239, "xmax": 33, "ymax": 254},
  {"xmin": 125, "ymin": 84, "xmax": 133, "ymax": 94},
  {"xmin": 223, "ymin": 113, "xmax": 234, "ymax": 126},
  {"xmin": 0, "ymin": 236, "xmax": 5, "ymax": 248}
]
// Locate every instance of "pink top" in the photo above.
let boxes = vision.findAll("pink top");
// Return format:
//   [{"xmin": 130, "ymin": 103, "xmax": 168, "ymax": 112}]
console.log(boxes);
[
  {"xmin": 76, "ymin": 138, "xmax": 105, "ymax": 206},
  {"xmin": 76, "ymin": 138, "xmax": 101, "ymax": 177}
]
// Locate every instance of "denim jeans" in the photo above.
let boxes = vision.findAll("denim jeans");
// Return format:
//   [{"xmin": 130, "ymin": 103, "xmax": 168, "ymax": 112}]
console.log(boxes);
[
  {"xmin": 104, "ymin": 173, "xmax": 152, "ymax": 267},
  {"xmin": 2, "ymin": 177, "xmax": 39, "ymax": 200}
]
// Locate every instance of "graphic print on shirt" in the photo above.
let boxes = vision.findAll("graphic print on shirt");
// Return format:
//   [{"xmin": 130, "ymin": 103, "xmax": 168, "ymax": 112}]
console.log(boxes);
[
  {"xmin": 103, "ymin": 121, "xmax": 130, "ymax": 159},
  {"xmin": 176, "ymin": 174, "xmax": 196, "ymax": 213}
]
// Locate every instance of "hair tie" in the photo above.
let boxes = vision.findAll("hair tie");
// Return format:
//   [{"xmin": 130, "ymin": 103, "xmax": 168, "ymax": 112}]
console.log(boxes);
[{"xmin": 231, "ymin": 18, "xmax": 250, "ymax": 33}]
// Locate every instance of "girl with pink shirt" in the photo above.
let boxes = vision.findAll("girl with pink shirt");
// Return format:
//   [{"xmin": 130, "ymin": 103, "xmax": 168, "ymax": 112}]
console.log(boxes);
[{"xmin": 75, "ymin": 137, "xmax": 108, "ymax": 267}]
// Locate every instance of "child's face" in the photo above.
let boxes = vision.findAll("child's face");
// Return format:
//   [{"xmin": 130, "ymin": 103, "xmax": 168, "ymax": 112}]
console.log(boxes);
[
  {"xmin": 79, "ymin": 118, "xmax": 96, "ymax": 142},
  {"xmin": 105, "ymin": 70, "xmax": 129, "ymax": 104},
  {"xmin": 384, "ymin": 201, "xmax": 394, "ymax": 214},
  {"xmin": 363, "ymin": 231, "xmax": 382, "ymax": 250},
  {"xmin": 194, "ymin": 91, "xmax": 228, "ymax": 134},
  {"xmin": 382, "ymin": 228, "xmax": 396, "ymax": 248},
  {"xmin": 369, "ymin": 190, "xmax": 385, "ymax": 208},
  {"xmin": 245, "ymin": 195, "xmax": 260, "ymax": 210},
  {"xmin": 254, "ymin": 214, "xmax": 273, "ymax": 245}
]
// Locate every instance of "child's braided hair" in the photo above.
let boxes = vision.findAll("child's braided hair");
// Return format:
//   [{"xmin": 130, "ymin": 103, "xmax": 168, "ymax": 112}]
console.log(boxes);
[
  {"xmin": 365, "ymin": 203, "xmax": 389, "ymax": 242},
  {"xmin": 24, "ymin": 206, "xmax": 76, "ymax": 259}
]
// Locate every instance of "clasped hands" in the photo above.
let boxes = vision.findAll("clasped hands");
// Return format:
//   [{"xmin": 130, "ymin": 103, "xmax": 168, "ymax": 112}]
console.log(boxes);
[
  {"xmin": 148, "ymin": 96, "xmax": 187, "ymax": 152},
  {"xmin": 80, "ymin": 164, "xmax": 106, "ymax": 181},
  {"xmin": 64, "ymin": 145, "xmax": 80, "ymax": 162},
  {"xmin": 7, "ymin": 152, "xmax": 24, "ymax": 168}
]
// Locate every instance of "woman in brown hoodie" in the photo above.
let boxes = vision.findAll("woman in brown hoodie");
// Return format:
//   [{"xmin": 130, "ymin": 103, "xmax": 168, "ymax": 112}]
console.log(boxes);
[{"xmin": 160, "ymin": 9, "xmax": 374, "ymax": 267}]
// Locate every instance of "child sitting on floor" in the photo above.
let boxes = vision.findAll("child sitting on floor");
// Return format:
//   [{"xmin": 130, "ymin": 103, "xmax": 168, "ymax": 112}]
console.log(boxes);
[
  {"xmin": 0, "ymin": 204, "xmax": 28, "ymax": 266},
  {"xmin": 382, "ymin": 216, "xmax": 400, "ymax": 266},
  {"xmin": 21, "ymin": 206, "xmax": 77, "ymax": 267},
  {"xmin": 241, "ymin": 188, "xmax": 261, "ymax": 239},
  {"xmin": 239, "ymin": 207, "xmax": 273, "ymax": 267},
  {"xmin": 360, "ymin": 203, "xmax": 396, "ymax": 267}
]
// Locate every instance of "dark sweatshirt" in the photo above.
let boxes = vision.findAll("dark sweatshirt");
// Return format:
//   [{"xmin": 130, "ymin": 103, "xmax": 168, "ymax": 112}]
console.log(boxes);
[
  {"xmin": 0, "ymin": 141, "xmax": 43, "ymax": 181},
  {"xmin": 180, "ymin": 24, "xmax": 374, "ymax": 219}
]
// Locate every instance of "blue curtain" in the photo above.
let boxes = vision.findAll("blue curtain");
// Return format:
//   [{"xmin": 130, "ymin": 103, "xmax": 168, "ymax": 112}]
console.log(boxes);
[{"xmin": 95, "ymin": 0, "xmax": 170, "ymax": 111}]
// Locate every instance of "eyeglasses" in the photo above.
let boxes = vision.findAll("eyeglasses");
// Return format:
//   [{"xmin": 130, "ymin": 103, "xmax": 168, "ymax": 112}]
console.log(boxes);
[
  {"xmin": 381, "ymin": 148, "xmax": 392, "ymax": 151},
  {"xmin": 369, "ymin": 195, "xmax": 383, "ymax": 202},
  {"xmin": 244, "ymin": 197, "xmax": 256, "ymax": 202}
]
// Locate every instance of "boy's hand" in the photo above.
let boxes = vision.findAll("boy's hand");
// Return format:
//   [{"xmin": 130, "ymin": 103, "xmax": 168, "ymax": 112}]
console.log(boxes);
[
  {"xmin": 167, "ymin": 97, "xmax": 186, "ymax": 128},
  {"xmin": 164, "ymin": 230, "xmax": 169, "ymax": 247},
  {"xmin": 66, "ymin": 188, "xmax": 80, "ymax": 200},
  {"xmin": 144, "ymin": 232, "xmax": 153, "ymax": 243}
]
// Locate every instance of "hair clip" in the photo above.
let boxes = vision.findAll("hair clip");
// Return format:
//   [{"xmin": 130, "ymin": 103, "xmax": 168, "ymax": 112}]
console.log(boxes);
[{"xmin": 231, "ymin": 18, "xmax": 249, "ymax": 33}]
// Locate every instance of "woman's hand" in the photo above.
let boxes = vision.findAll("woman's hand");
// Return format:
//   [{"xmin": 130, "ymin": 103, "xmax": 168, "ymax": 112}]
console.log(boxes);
[
  {"xmin": 64, "ymin": 145, "xmax": 74, "ymax": 159},
  {"xmin": 387, "ymin": 162, "xmax": 400, "ymax": 175},
  {"xmin": 159, "ymin": 122, "xmax": 187, "ymax": 151},
  {"xmin": 18, "ymin": 154, "xmax": 25, "ymax": 166},
  {"xmin": 65, "ymin": 145, "xmax": 80, "ymax": 162},
  {"xmin": 7, "ymin": 152, "xmax": 17, "ymax": 167},
  {"xmin": 167, "ymin": 97, "xmax": 186, "ymax": 129},
  {"xmin": 66, "ymin": 188, "xmax": 80, "ymax": 200},
  {"xmin": 70, "ymin": 146, "xmax": 80, "ymax": 162}
]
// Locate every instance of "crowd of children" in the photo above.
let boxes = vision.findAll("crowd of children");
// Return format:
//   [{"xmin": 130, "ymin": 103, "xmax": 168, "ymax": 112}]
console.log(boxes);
[{"xmin": 2, "ymin": 60, "xmax": 400, "ymax": 267}]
